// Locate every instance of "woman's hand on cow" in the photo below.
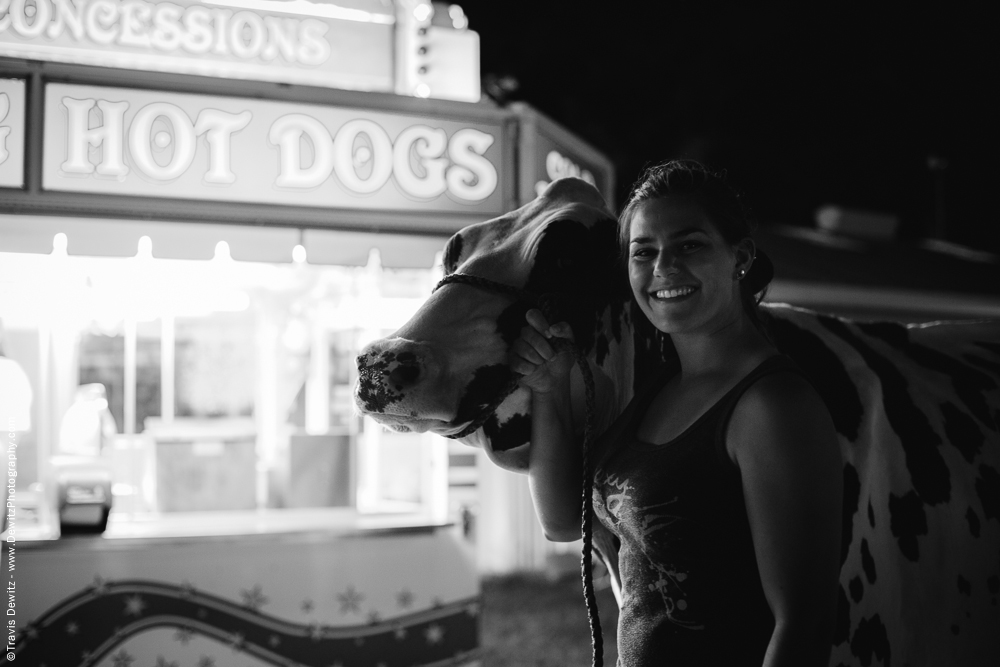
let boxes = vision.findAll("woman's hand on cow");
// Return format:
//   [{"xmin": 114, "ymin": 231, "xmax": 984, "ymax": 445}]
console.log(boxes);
[
  {"xmin": 518, "ymin": 309, "xmax": 583, "ymax": 541},
  {"xmin": 509, "ymin": 309, "xmax": 575, "ymax": 395}
]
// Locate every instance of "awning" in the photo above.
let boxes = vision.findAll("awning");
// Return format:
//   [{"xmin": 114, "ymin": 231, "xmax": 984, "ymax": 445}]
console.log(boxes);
[
  {"xmin": 0, "ymin": 215, "xmax": 448, "ymax": 269},
  {"xmin": 757, "ymin": 224, "xmax": 1000, "ymax": 321}
]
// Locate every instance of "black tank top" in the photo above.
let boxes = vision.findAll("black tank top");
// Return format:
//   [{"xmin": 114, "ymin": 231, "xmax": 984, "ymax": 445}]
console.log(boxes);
[{"xmin": 593, "ymin": 354, "xmax": 805, "ymax": 667}]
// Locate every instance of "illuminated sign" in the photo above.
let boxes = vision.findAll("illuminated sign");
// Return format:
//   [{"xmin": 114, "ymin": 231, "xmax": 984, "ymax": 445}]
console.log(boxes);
[
  {"xmin": 0, "ymin": 77, "xmax": 25, "ymax": 187},
  {"xmin": 0, "ymin": 0, "xmax": 394, "ymax": 92},
  {"xmin": 534, "ymin": 148, "xmax": 596, "ymax": 198},
  {"xmin": 42, "ymin": 83, "xmax": 504, "ymax": 213}
]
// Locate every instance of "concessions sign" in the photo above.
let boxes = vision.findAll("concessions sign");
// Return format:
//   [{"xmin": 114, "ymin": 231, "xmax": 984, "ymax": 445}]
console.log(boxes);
[
  {"xmin": 42, "ymin": 82, "xmax": 505, "ymax": 214},
  {"xmin": 0, "ymin": 0, "xmax": 394, "ymax": 91}
]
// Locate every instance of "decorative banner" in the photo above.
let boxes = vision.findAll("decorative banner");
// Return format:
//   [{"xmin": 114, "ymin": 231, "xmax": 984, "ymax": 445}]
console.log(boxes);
[
  {"xmin": 11, "ymin": 526, "xmax": 481, "ymax": 666},
  {"xmin": 42, "ymin": 82, "xmax": 505, "ymax": 214},
  {"xmin": 18, "ymin": 580, "xmax": 479, "ymax": 666},
  {"xmin": 0, "ymin": 77, "xmax": 25, "ymax": 188},
  {"xmin": 0, "ymin": 0, "xmax": 394, "ymax": 92}
]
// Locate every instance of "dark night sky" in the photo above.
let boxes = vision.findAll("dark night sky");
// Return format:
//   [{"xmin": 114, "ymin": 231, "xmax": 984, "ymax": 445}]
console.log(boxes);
[{"xmin": 458, "ymin": 2, "xmax": 1000, "ymax": 252}]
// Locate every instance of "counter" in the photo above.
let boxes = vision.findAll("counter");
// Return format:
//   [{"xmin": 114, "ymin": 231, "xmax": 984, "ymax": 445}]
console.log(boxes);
[{"xmin": 8, "ymin": 509, "xmax": 480, "ymax": 666}]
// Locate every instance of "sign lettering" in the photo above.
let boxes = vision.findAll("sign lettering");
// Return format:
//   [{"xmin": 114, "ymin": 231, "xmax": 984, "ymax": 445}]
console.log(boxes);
[
  {"xmin": 0, "ymin": 78, "xmax": 25, "ymax": 188},
  {"xmin": 535, "ymin": 149, "xmax": 596, "ymax": 197},
  {"xmin": 0, "ymin": 0, "xmax": 330, "ymax": 64},
  {"xmin": 0, "ymin": 0, "xmax": 393, "ymax": 92},
  {"xmin": 43, "ymin": 83, "xmax": 504, "ymax": 214}
]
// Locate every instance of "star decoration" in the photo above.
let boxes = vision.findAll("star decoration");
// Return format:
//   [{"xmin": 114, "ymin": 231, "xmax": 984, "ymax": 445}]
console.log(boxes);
[
  {"xmin": 91, "ymin": 576, "xmax": 108, "ymax": 595},
  {"xmin": 197, "ymin": 656, "xmax": 216, "ymax": 667},
  {"xmin": 123, "ymin": 595, "xmax": 146, "ymax": 617},
  {"xmin": 466, "ymin": 602, "xmax": 481, "ymax": 616},
  {"xmin": 229, "ymin": 632, "xmax": 246, "ymax": 651},
  {"xmin": 309, "ymin": 623, "xmax": 323, "ymax": 641},
  {"xmin": 268, "ymin": 634, "xmax": 281, "ymax": 647},
  {"xmin": 111, "ymin": 649, "xmax": 135, "ymax": 667},
  {"xmin": 241, "ymin": 584, "xmax": 269, "ymax": 612},
  {"xmin": 197, "ymin": 608, "xmax": 208, "ymax": 619},
  {"xmin": 394, "ymin": 626, "xmax": 407, "ymax": 640},
  {"xmin": 154, "ymin": 657, "xmax": 178, "ymax": 667},
  {"xmin": 367, "ymin": 610, "xmax": 381, "ymax": 624},
  {"xmin": 180, "ymin": 581, "xmax": 196, "ymax": 599},
  {"xmin": 425, "ymin": 624, "xmax": 445, "ymax": 645},
  {"xmin": 66, "ymin": 621, "xmax": 80, "ymax": 635},
  {"xmin": 337, "ymin": 586, "xmax": 364, "ymax": 614},
  {"xmin": 396, "ymin": 589, "xmax": 414, "ymax": 608},
  {"xmin": 301, "ymin": 599, "xmax": 314, "ymax": 613},
  {"xmin": 174, "ymin": 627, "xmax": 195, "ymax": 645}
]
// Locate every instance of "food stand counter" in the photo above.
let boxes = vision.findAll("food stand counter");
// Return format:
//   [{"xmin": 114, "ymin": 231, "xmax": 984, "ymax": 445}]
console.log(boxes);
[{"xmin": 13, "ymin": 510, "xmax": 479, "ymax": 666}]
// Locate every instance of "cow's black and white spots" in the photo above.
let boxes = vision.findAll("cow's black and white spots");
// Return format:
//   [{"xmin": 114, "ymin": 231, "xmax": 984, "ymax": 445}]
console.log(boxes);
[{"xmin": 355, "ymin": 178, "xmax": 1000, "ymax": 666}]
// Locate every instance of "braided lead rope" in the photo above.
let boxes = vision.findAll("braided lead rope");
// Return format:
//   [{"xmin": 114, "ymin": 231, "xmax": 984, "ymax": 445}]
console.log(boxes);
[
  {"xmin": 573, "ymin": 345, "xmax": 603, "ymax": 667},
  {"xmin": 434, "ymin": 272, "xmax": 604, "ymax": 667}
]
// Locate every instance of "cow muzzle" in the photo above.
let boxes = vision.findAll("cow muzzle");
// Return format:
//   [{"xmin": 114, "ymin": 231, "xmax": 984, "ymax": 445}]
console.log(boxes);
[{"xmin": 354, "ymin": 339, "xmax": 440, "ymax": 417}]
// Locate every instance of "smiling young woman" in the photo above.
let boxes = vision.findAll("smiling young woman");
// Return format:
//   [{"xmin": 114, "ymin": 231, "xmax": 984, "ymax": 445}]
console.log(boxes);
[{"xmin": 511, "ymin": 160, "xmax": 844, "ymax": 666}]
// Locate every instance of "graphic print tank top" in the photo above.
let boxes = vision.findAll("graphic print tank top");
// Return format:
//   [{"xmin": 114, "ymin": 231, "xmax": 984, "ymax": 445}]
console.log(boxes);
[{"xmin": 593, "ymin": 355, "xmax": 806, "ymax": 666}]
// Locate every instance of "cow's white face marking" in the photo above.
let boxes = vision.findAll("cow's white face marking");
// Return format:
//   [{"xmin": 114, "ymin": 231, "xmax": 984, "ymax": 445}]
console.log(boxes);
[{"xmin": 354, "ymin": 178, "xmax": 626, "ymax": 453}]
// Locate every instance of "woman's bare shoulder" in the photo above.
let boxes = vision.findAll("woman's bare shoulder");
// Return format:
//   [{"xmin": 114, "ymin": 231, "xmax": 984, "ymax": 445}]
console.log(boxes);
[{"xmin": 725, "ymin": 369, "xmax": 838, "ymax": 465}]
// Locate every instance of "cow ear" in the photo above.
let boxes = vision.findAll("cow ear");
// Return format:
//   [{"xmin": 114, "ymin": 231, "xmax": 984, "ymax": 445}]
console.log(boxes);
[{"xmin": 443, "ymin": 233, "xmax": 464, "ymax": 275}]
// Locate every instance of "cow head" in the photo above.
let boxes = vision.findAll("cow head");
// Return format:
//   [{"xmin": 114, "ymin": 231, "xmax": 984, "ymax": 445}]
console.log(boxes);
[{"xmin": 355, "ymin": 178, "xmax": 639, "ymax": 470}]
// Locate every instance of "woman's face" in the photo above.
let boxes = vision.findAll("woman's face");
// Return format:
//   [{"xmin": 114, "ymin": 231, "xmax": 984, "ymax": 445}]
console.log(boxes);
[{"xmin": 627, "ymin": 196, "xmax": 750, "ymax": 336}]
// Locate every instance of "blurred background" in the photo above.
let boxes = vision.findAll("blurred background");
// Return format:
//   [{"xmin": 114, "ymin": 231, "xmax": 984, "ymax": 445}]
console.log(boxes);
[{"xmin": 465, "ymin": 1, "xmax": 999, "ymax": 253}]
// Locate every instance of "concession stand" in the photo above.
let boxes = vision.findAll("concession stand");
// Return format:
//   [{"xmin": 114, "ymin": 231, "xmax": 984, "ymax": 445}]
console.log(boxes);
[{"xmin": 0, "ymin": 1, "xmax": 615, "ymax": 665}]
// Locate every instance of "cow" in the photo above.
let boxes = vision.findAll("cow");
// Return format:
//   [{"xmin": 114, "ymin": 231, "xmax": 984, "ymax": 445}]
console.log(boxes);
[{"xmin": 355, "ymin": 177, "xmax": 1000, "ymax": 667}]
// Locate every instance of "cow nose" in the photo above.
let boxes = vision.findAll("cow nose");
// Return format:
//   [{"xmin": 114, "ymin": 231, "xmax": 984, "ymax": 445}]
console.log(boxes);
[
  {"xmin": 388, "ymin": 355, "xmax": 421, "ymax": 389},
  {"xmin": 355, "ymin": 341, "xmax": 438, "ymax": 415}
]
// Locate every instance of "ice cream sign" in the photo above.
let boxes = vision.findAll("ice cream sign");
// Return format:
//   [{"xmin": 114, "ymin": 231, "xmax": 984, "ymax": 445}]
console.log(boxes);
[
  {"xmin": 42, "ymin": 83, "xmax": 504, "ymax": 214},
  {"xmin": 0, "ymin": 0, "xmax": 394, "ymax": 91}
]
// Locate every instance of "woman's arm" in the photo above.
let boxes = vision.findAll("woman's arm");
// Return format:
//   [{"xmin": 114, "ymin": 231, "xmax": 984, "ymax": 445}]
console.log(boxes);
[
  {"xmin": 508, "ymin": 309, "xmax": 582, "ymax": 542},
  {"xmin": 728, "ymin": 373, "xmax": 843, "ymax": 667}
]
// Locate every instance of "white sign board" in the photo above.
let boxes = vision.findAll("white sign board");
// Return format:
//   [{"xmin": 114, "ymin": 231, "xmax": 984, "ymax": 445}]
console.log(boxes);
[
  {"xmin": 42, "ymin": 82, "xmax": 505, "ymax": 214},
  {"xmin": 0, "ymin": 0, "xmax": 394, "ymax": 92},
  {"xmin": 0, "ymin": 77, "xmax": 25, "ymax": 187}
]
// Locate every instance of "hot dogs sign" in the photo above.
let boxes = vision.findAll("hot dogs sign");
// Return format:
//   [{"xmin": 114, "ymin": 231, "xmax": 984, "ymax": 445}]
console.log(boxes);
[{"xmin": 41, "ymin": 83, "xmax": 504, "ymax": 213}]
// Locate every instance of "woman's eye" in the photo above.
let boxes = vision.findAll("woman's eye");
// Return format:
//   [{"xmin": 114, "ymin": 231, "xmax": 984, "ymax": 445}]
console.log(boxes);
[
  {"xmin": 680, "ymin": 241, "xmax": 703, "ymax": 252},
  {"xmin": 630, "ymin": 247, "xmax": 654, "ymax": 259}
]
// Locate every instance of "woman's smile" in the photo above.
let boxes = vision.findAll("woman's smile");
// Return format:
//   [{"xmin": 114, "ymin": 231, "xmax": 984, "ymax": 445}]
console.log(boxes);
[{"xmin": 649, "ymin": 285, "xmax": 699, "ymax": 301}]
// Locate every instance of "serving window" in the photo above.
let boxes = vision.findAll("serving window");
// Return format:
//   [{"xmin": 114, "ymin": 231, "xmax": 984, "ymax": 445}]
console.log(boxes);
[{"xmin": 0, "ymin": 229, "xmax": 451, "ymax": 537}]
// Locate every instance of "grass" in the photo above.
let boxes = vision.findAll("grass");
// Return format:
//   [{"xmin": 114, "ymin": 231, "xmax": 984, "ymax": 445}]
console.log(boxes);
[{"xmin": 479, "ymin": 571, "xmax": 620, "ymax": 666}]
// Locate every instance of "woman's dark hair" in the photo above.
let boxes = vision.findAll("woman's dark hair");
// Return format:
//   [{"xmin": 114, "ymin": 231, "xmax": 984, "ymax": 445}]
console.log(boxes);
[{"xmin": 618, "ymin": 159, "xmax": 774, "ymax": 336}]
